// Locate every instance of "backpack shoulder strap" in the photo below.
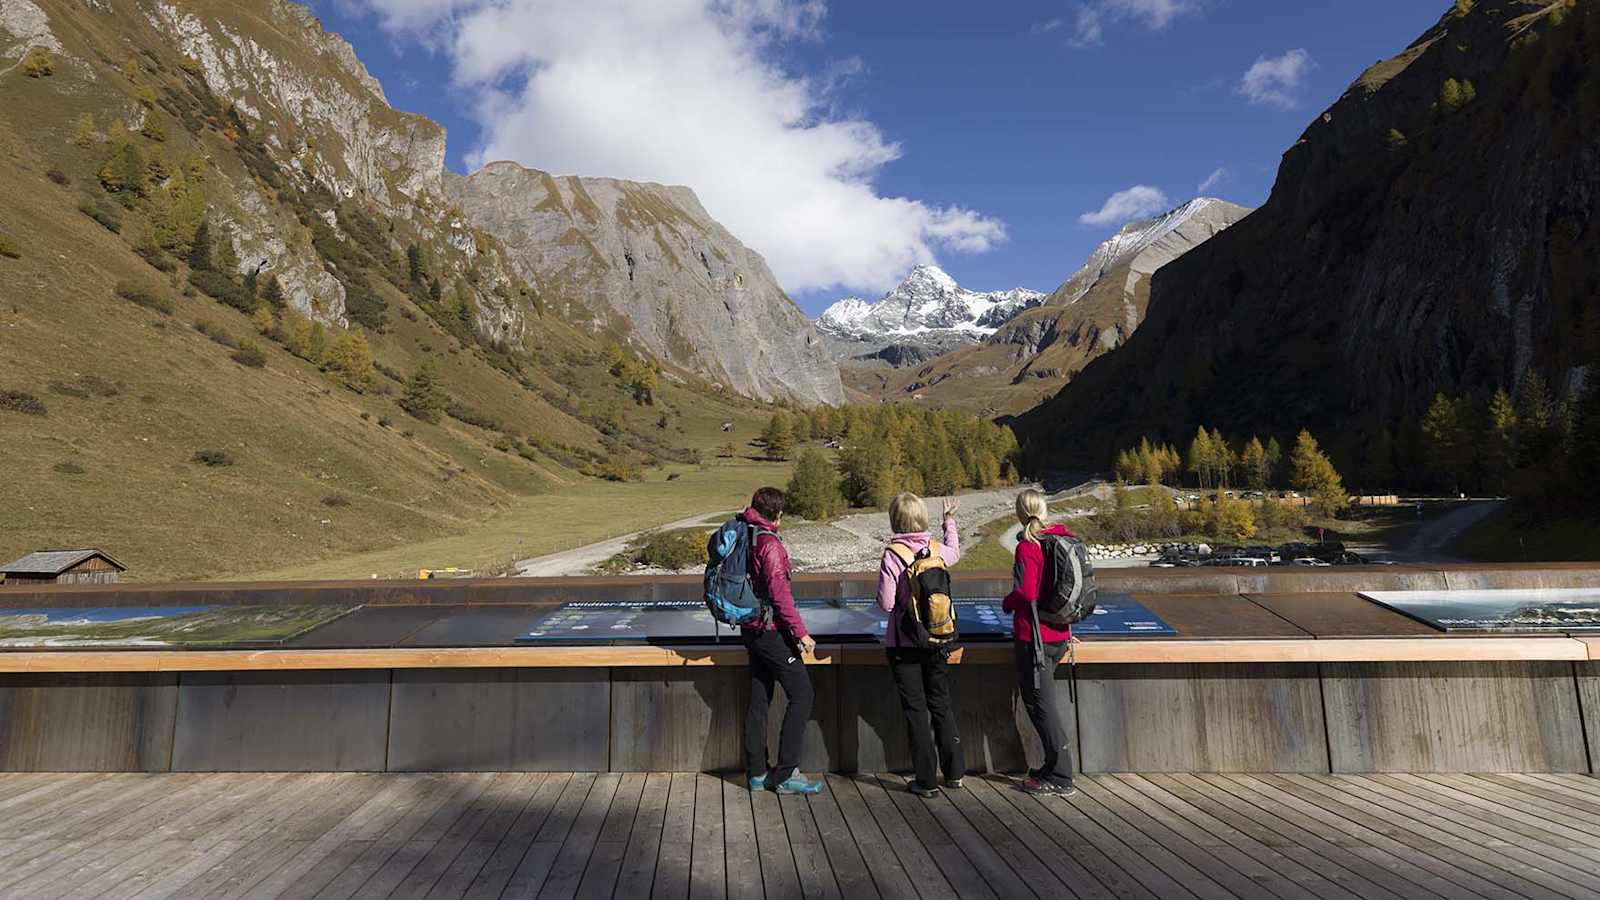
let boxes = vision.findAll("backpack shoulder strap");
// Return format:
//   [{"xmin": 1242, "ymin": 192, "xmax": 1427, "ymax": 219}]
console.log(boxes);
[
  {"xmin": 925, "ymin": 540, "xmax": 943, "ymax": 563},
  {"xmin": 887, "ymin": 543, "xmax": 916, "ymax": 566}
]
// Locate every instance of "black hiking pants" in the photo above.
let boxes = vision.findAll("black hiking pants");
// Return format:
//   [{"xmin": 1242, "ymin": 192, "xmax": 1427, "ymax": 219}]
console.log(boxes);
[
  {"xmin": 743, "ymin": 628, "xmax": 814, "ymax": 784},
  {"xmin": 887, "ymin": 647, "xmax": 965, "ymax": 787},
  {"xmin": 1015, "ymin": 639, "xmax": 1075, "ymax": 785}
]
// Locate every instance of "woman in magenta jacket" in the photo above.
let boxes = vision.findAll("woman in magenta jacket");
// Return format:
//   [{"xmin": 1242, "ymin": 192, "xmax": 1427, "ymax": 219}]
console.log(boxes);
[
  {"xmin": 1001, "ymin": 488, "xmax": 1078, "ymax": 796},
  {"xmin": 876, "ymin": 492, "xmax": 965, "ymax": 798}
]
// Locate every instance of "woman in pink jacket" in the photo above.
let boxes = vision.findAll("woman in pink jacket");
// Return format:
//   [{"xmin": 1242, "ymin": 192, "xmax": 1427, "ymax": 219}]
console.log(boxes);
[
  {"xmin": 876, "ymin": 492, "xmax": 965, "ymax": 798},
  {"xmin": 1002, "ymin": 488, "xmax": 1078, "ymax": 796}
]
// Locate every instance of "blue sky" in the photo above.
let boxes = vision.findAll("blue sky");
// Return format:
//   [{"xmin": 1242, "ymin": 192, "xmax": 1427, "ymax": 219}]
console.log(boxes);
[{"xmin": 313, "ymin": 1, "xmax": 1446, "ymax": 315}]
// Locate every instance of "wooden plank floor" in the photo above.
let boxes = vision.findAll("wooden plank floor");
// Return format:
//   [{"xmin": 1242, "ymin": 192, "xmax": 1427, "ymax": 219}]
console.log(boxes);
[{"xmin": 0, "ymin": 773, "xmax": 1597, "ymax": 899}]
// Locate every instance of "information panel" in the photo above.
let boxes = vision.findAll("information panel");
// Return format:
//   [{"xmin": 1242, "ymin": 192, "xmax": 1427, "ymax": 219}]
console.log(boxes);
[
  {"xmin": 516, "ymin": 593, "xmax": 1174, "ymax": 644},
  {"xmin": 1070, "ymin": 594, "xmax": 1178, "ymax": 635},
  {"xmin": 1359, "ymin": 588, "xmax": 1600, "ymax": 632}
]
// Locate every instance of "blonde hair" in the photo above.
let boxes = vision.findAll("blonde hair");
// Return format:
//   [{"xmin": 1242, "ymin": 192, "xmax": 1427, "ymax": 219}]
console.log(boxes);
[
  {"xmin": 889, "ymin": 492, "xmax": 930, "ymax": 534},
  {"xmin": 1016, "ymin": 489, "xmax": 1048, "ymax": 544}
]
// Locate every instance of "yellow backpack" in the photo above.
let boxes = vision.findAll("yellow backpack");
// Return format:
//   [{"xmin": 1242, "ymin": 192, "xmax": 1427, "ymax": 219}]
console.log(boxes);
[{"xmin": 888, "ymin": 541, "xmax": 959, "ymax": 649}]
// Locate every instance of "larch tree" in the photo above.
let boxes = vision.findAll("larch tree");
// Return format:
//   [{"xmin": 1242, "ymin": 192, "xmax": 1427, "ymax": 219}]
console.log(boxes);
[
  {"xmin": 401, "ymin": 360, "xmax": 448, "ymax": 423},
  {"xmin": 1290, "ymin": 430, "xmax": 1350, "ymax": 517},
  {"xmin": 786, "ymin": 448, "xmax": 844, "ymax": 520},
  {"xmin": 1187, "ymin": 427, "xmax": 1214, "ymax": 489},
  {"xmin": 1484, "ymin": 388, "xmax": 1517, "ymax": 493},
  {"xmin": 760, "ymin": 413, "xmax": 794, "ymax": 461}
]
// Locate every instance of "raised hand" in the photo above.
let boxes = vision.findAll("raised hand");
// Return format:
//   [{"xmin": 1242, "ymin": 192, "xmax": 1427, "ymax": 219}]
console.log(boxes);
[{"xmin": 943, "ymin": 497, "xmax": 960, "ymax": 518}]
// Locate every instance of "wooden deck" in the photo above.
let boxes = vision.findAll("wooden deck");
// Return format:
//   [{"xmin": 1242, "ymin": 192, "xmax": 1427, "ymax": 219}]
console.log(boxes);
[{"xmin": 1, "ymin": 772, "xmax": 1598, "ymax": 899}]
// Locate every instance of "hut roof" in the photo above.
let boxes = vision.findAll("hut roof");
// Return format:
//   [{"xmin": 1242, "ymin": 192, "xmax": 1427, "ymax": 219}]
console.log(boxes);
[{"xmin": 0, "ymin": 549, "xmax": 126, "ymax": 576}]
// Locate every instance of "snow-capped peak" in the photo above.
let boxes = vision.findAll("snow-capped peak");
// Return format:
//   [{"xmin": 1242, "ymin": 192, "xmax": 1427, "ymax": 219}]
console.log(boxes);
[{"xmin": 816, "ymin": 265, "xmax": 1044, "ymax": 343}]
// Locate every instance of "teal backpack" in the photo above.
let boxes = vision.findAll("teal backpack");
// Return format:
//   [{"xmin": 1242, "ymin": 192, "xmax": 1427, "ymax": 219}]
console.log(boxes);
[{"xmin": 703, "ymin": 518, "xmax": 773, "ymax": 627}]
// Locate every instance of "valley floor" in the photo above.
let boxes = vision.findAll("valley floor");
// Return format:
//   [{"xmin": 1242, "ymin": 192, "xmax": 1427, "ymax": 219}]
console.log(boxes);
[{"xmin": 247, "ymin": 457, "xmax": 795, "ymax": 582}]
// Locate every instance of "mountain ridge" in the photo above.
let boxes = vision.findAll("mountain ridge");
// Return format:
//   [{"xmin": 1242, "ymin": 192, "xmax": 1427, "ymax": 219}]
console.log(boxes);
[
  {"xmin": 447, "ymin": 162, "xmax": 843, "ymax": 405},
  {"xmin": 843, "ymin": 197, "xmax": 1250, "ymax": 413},
  {"xmin": 1014, "ymin": 0, "xmax": 1597, "ymax": 473}
]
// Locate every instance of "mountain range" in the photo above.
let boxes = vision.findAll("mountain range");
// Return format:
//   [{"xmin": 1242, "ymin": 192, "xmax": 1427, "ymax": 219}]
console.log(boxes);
[
  {"xmin": 1015, "ymin": 0, "xmax": 1596, "ymax": 472},
  {"xmin": 843, "ymin": 197, "xmax": 1251, "ymax": 414},
  {"xmin": 816, "ymin": 265, "xmax": 1044, "ymax": 365}
]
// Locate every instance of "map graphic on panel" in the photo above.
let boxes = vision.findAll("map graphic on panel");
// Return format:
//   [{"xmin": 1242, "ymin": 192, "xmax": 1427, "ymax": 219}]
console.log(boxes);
[
  {"xmin": 0, "ymin": 605, "xmax": 359, "ymax": 648},
  {"xmin": 1358, "ymin": 589, "xmax": 1600, "ymax": 632}
]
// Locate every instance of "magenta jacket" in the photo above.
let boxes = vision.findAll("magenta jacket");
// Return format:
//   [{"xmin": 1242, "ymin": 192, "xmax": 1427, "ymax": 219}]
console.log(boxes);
[
  {"xmin": 1002, "ymin": 523, "xmax": 1075, "ymax": 644},
  {"xmin": 739, "ymin": 507, "xmax": 809, "ymax": 641},
  {"xmin": 876, "ymin": 516, "xmax": 960, "ymax": 648}
]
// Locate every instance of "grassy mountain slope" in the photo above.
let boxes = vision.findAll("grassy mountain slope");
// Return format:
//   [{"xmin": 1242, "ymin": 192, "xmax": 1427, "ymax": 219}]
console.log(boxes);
[{"xmin": 0, "ymin": 0, "xmax": 783, "ymax": 581}]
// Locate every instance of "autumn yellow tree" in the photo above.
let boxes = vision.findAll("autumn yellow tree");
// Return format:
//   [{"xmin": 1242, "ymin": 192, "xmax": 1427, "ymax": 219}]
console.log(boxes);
[
  {"xmin": 73, "ymin": 113, "xmax": 97, "ymax": 147},
  {"xmin": 1290, "ymin": 430, "xmax": 1350, "ymax": 517},
  {"xmin": 20, "ymin": 48, "xmax": 52, "ymax": 77},
  {"xmin": 325, "ymin": 330, "xmax": 375, "ymax": 392}
]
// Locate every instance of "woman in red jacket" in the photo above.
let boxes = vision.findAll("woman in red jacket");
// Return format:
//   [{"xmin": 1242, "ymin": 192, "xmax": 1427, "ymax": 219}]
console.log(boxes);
[{"xmin": 1000, "ymin": 488, "xmax": 1078, "ymax": 796}]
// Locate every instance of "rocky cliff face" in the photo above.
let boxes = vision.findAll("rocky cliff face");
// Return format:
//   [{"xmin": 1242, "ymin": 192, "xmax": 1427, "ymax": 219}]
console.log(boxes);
[
  {"xmin": 1015, "ymin": 0, "xmax": 1597, "ymax": 469},
  {"xmin": 842, "ymin": 198, "xmax": 1247, "ymax": 414},
  {"xmin": 1003, "ymin": 198, "xmax": 1250, "ymax": 360},
  {"xmin": 6, "ymin": 0, "xmax": 839, "ymax": 407},
  {"xmin": 816, "ymin": 265, "xmax": 1044, "ymax": 364},
  {"xmin": 446, "ymin": 163, "xmax": 842, "ymax": 406},
  {"xmin": 133, "ymin": 0, "xmax": 464, "ymax": 323}
]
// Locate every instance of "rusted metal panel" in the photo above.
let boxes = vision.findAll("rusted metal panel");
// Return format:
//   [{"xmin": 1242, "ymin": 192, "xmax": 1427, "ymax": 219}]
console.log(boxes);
[
  {"xmin": 171, "ymin": 669, "xmax": 390, "ymax": 772},
  {"xmin": 1323, "ymin": 660, "xmax": 1589, "ymax": 773},
  {"xmin": 0, "ymin": 673, "xmax": 177, "ymax": 771},
  {"xmin": 1579, "ymin": 662, "xmax": 1600, "ymax": 774},
  {"xmin": 387, "ymin": 667, "xmax": 609, "ymax": 772},
  {"xmin": 609, "ymin": 668, "xmax": 748, "ymax": 772},
  {"xmin": 1075, "ymin": 662, "xmax": 1328, "ymax": 773}
]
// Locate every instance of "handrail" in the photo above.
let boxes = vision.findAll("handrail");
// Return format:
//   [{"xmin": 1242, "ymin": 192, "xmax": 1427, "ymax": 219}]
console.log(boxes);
[{"xmin": 2, "ymin": 635, "xmax": 1591, "ymax": 673}]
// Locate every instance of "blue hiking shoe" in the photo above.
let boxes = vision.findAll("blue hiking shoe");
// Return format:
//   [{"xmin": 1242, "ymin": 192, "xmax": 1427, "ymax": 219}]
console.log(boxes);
[
  {"xmin": 748, "ymin": 773, "xmax": 768, "ymax": 791},
  {"xmin": 773, "ymin": 773, "xmax": 823, "ymax": 795}
]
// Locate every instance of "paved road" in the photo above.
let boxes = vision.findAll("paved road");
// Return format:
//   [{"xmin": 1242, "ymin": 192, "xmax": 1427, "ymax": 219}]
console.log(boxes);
[
  {"xmin": 512, "ymin": 509, "xmax": 733, "ymax": 577},
  {"xmin": 1388, "ymin": 499, "xmax": 1503, "ymax": 563}
]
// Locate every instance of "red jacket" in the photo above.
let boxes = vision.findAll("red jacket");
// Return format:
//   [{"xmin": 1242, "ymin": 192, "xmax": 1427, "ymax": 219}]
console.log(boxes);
[
  {"xmin": 1002, "ymin": 523, "xmax": 1074, "ymax": 644},
  {"xmin": 739, "ymin": 507, "xmax": 808, "ymax": 641}
]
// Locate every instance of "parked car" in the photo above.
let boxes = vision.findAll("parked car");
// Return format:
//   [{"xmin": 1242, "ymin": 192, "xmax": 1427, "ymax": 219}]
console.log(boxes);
[{"xmin": 1291, "ymin": 557, "xmax": 1332, "ymax": 567}]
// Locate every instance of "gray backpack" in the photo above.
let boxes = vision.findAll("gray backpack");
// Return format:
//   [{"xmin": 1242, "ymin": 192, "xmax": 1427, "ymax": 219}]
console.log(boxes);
[{"xmin": 1038, "ymin": 534, "xmax": 1097, "ymax": 627}]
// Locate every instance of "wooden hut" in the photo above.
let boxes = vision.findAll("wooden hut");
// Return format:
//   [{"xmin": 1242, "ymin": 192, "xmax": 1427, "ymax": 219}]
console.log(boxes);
[{"xmin": 0, "ymin": 549, "xmax": 125, "ymax": 585}]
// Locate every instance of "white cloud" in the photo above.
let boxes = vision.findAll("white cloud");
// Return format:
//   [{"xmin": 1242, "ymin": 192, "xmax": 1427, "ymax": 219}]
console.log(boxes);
[
  {"xmin": 1079, "ymin": 185, "xmax": 1170, "ymax": 228},
  {"xmin": 354, "ymin": 0, "xmax": 1004, "ymax": 295},
  {"xmin": 1197, "ymin": 167, "xmax": 1228, "ymax": 194},
  {"xmin": 1070, "ymin": 0, "xmax": 1204, "ymax": 47},
  {"xmin": 1238, "ymin": 48, "xmax": 1314, "ymax": 109},
  {"xmin": 1032, "ymin": 17, "xmax": 1065, "ymax": 34}
]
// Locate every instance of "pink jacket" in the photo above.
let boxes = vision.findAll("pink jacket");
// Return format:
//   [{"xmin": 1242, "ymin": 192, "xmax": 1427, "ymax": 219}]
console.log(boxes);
[
  {"xmin": 739, "ymin": 507, "xmax": 808, "ymax": 641},
  {"xmin": 1002, "ymin": 523, "xmax": 1074, "ymax": 644},
  {"xmin": 876, "ymin": 516, "xmax": 960, "ymax": 648}
]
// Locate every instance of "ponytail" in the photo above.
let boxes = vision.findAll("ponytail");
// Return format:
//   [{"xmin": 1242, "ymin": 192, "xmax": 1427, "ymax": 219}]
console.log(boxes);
[{"xmin": 1015, "ymin": 489, "xmax": 1049, "ymax": 544}]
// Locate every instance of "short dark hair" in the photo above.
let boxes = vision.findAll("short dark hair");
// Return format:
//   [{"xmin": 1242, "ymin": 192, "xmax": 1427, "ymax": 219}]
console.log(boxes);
[{"xmin": 751, "ymin": 486, "xmax": 786, "ymax": 520}]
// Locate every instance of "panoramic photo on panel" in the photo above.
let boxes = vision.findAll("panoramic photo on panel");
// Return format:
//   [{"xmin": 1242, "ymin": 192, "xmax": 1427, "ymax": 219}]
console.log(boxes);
[{"xmin": 2, "ymin": 1, "xmax": 1599, "ymax": 897}]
